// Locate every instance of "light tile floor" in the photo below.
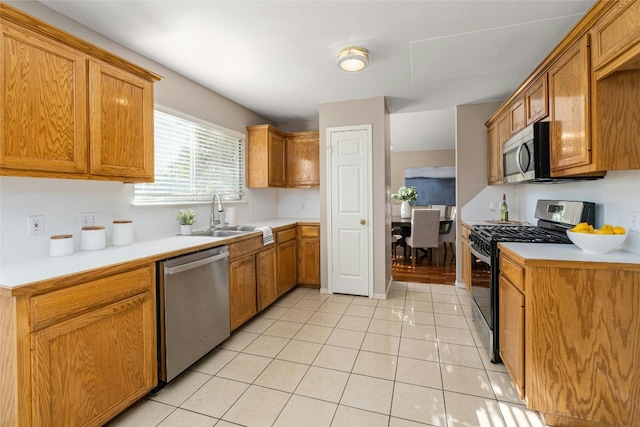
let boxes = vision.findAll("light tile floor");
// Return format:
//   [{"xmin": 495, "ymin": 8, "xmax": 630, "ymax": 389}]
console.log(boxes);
[{"xmin": 108, "ymin": 282, "xmax": 549, "ymax": 427}]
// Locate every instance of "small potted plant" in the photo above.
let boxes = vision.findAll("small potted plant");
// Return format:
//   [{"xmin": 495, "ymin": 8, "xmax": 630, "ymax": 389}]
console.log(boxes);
[
  {"xmin": 391, "ymin": 186, "xmax": 417, "ymax": 218},
  {"xmin": 176, "ymin": 209, "xmax": 196, "ymax": 235}
]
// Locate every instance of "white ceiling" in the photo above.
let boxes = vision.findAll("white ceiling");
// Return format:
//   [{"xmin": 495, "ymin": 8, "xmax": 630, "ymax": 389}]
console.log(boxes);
[{"xmin": 39, "ymin": 0, "xmax": 596, "ymax": 151}]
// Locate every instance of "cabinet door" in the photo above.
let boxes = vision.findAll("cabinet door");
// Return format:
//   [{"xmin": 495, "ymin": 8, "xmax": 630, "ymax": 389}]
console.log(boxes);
[
  {"xmin": 277, "ymin": 239, "xmax": 297, "ymax": 296},
  {"xmin": 287, "ymin": 132, "xmax": 319, "ymax": 187},
  {"xmin": 525, "ymin": 74, "xmax": 549, "ymax": 125},
  {"xmin": 592, "ymin": 0, "xmax": 640, "ymax": 76},
  {"xmin": 88, "ymin": 60, "xmax": 154, "ymax": 182},
  {"xmin": 31, "ymin": 292, "xmax": 156, "ymax": 427},
  {"xmin": 499, "ymin": 276, "xmax": 525, "ymax": 399},
  {"xmin": 256, "ymin": 247, "xmax": 278, "ymax": 311},
  {"xmin": 548, "ymin": 36, "xmax": 591, "ymax": 173},
  {"xmin": 509, "ymin": 97, "xmax": 526, "ymax": 134},
  {"xmin": 298, "ymin": 238, "xmax": 320, "ymax": 286},
  {"xmin": 268, "ymin": 130, "xmax": 286, "ymax": 187},
  {"xmin": 229, "ymin": 255, "xmax": 257, "ymax": 330},
  {"xmin": 0, "ymin": 22, "xmax": 87, "ymax": 174},
  {"xmin": 487, "ymin": 111, "xmax": 507, "ymax": 185}
]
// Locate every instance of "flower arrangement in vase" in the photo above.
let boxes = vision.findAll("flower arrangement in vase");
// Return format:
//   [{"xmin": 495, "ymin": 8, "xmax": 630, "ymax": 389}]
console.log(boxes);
[
  {"xmin": 391, "ymin": 186, "xmax": 417, "ymax": 219},
  {"xmin": 176, "ymin": 209, "xmax": 196, "ymax": 235}
]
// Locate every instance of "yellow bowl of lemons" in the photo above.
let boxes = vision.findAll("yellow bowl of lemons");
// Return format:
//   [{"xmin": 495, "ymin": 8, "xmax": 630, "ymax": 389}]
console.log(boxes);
[{"xmin": 566, "ymin": 223, "xmax": 627, "ymax": 254}]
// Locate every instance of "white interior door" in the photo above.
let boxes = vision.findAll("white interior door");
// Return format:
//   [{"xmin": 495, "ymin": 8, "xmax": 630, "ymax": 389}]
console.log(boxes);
[{"xmin": 327, "ymin": 125, "xmax": 371, "ymax": 296}]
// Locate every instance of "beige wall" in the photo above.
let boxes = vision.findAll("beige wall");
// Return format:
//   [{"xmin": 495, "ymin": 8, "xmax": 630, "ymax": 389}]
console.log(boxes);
[
  {"xmin": 453, "ymin": 101, "xmax": 502, "ymax": 284},
  {"xmin": 319, "ymin": 97, "xmax": 391, "ymax": 298},
  {"xmin": 390, "ymin": 149, "xmax": 455, "ymax": 205}
]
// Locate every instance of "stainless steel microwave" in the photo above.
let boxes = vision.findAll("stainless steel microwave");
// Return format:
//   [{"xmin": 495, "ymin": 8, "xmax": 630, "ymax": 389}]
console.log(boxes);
[
  {"xmin": 502, "ymin": 122, "xmax": 603, "ymax": 184},
  {"xmin": 502, "ymin": 122, "xmax": 549, "ymax": 184}
]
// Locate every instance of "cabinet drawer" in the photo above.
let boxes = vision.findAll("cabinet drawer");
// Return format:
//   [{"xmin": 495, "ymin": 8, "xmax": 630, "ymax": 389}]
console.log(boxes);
[
  {"xmin": 276, "ymin": 227, "xmax": 296, "ymax": 243},
  {"xmin": 500, "ymin": 255, "xmax": 524, "ymax": 292},
  {"xmin": 31, "ymin": 265, "xmax": 153, "ymax": 329},
  {"xmin": 298, "ymin": 225, "xmax": 319, "ymax": 238},
  {"xmin": 229, "ymin": 235, "xmax": 264, "ymax": 260}
]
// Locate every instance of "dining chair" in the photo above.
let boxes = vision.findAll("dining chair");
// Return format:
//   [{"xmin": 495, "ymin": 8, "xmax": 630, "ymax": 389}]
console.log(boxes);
[
  {"xmin": 438, "ymin": 206, "xmax": 457, "ymax": 257},
  {"xmin": 405, "ymin": 209, "xmax": 441, "ymax": 266}
]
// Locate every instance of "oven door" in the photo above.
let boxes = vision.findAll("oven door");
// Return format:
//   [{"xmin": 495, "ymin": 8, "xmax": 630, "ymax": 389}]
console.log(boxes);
[{"xmin": 469, "ymin": 244, "xmax": 492, "ymax": 329}]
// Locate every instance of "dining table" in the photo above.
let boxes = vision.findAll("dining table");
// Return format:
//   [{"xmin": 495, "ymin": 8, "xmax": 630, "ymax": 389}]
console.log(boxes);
[{"xmin": 391, "ymin": 215, "xmax": 453, "ymax": 259}]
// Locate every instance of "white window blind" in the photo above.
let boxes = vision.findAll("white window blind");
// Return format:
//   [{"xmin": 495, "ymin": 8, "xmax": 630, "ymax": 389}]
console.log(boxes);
[{"xmin": 135, "ymin": 109, "xmax": 245, "ymax": 204}]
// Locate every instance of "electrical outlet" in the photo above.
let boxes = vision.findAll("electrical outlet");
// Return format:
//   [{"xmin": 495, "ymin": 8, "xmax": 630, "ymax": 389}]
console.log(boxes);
[
  {"xmin": 27, "ymin": 215, "xmax": 44, "ymax": 236},
  {"xmin": 80, "ymin": 212, "xmax": 99, "ymax": 228},
  {"xmin": 631, "ymin": 211, "xmax": 640, "ymax": 233}
]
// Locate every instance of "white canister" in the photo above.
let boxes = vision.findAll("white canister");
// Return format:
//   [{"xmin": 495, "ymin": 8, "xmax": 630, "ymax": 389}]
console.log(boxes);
[
  {"xmin": 81, "ymin": 226, "xmax": 106, "ymax": 251},
  {"xmin": 49, "ymin": 234, "xmax": 74, "ymax": 257},
  {"xmin": 112, "ymin": 220, "xmax": 134, "ymax": 246}
]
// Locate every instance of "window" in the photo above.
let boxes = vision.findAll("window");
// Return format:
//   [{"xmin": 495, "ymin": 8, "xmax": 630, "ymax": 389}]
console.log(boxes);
[{"xmin": 135, "ymin": 108, "xmax": 245, "ymax": 204}]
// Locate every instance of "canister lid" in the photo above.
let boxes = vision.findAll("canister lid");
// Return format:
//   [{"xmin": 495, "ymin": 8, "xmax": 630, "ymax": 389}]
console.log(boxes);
[
  {"xmin": 51, "ymin": 234, "xmax": 73, "ymax": 239},
  {"xmin": 113, "ymin": 220, "xmax": 133, "ymax": 224},
  {"xmin": 82, "ymin": 226, "xmax": 105, "ymax": 230}
]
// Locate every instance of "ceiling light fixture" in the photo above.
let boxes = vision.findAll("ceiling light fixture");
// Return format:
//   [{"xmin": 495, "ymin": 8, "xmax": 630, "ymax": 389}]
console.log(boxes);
[{"xmin": 337, "ymin": 46, "xmax": 370, "ymax": 72}]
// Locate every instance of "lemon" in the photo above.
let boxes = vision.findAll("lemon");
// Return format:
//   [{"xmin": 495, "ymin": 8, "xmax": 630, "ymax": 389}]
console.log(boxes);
[
  {"xmin": 595, "ymin": 228, "xmax": 614, "ymax": 234},
  {"xmin": 571, "ymin": 222, "xmax": 589, "ymax": 232},
  {"xmin": 613, "ymin": 226, "xmax": 626, "ymax": 235},
  {"xmin": 602, "ymin": 224, "xmax": 614, "ymax": 230},
  {"xmin": 588, "ymin": 225, "xmax": 595, "ymax": 234}
]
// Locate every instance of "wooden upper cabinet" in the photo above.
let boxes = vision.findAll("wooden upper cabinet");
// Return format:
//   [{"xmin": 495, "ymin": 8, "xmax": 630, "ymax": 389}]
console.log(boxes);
[
  {"xmin": 0, "ymin": 22, "xmax": 88, "ymax": 174},
  {"xmin": 548, "ymin": 35, "xmax": 592, "ymax": 174},
  {"xmin": 89, "ymin": 60, "xmax": 154, "ymax": 181},
  {"xmin": 509, "ymin": 96, "xmax": 526, "ymax": 134},
  {"xmin": 592, "ymin": 0, "xmax": 640, "ymax": 78},
  {"xmin": 286, "ymin": 131, "xmax": 319, "ymax": 188},
  {"xmin": 247, "ymin": 125, "xmax": 320, "ymax": 188},
  {"xmin": 487, "ymin": 111, "xmax": 508, "ymax": 185},
  {"xmin": 0, "ymin": 3, "xmax": 160, "ymax": 182},
  {"xmin": 246, "ymin": 125, "xmax": 287, "ymax": 188},
  {"xmin": 525, "ymin": 74, "xmax": 549, "ymax": 125}
]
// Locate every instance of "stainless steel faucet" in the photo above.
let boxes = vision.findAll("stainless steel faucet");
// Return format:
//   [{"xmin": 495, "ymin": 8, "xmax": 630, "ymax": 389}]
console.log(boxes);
[{"xmin": 210, "ymin": 193, "xmax": 225, "ymax": 229}]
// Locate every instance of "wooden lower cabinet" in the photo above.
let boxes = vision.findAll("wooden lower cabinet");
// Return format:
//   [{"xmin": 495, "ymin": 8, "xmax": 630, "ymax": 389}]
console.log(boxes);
[
  {"xmin": 0, "ymin": 263, "xmax": 156, "ymax": 427},
  {"xmin": 256, "ymin": 247, "xmax": 278, "ymax": 311},
  {"xmin": 498, "ymin": 246, "xmax": 640, "ymax": 426},
  {"xmin": 229, "ymin": 254, "xmax": 258, "ymax": 330},
  {"xmin": 498, "ymin": 275, "xmax": 525, "ymax": 399},
  {"xmin": 297, "ymin": 225, "xmax": 320, "ymax": 287},
  {"xmin": 277, "ymin": 239, "xmax": 297, "ymax": 296}
]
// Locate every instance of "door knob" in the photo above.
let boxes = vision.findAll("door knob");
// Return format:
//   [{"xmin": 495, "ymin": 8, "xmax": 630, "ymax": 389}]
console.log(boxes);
[{"xmin": 360, "ymin": 219, "xmax": 366, "ymax": 225}]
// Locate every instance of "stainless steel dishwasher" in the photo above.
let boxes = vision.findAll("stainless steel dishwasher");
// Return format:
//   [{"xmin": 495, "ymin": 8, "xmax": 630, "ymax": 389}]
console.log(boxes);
[{"xmin": 157, "ymin": 246, "xmax": 230, "ymax": 385}]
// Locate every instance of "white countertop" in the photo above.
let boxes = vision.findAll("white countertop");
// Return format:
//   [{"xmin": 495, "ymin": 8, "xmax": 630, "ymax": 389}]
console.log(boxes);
[
  {"xmin": 0, "ymin": 218, "xmax": 319, "ymax": 290},
  {"xmin": 499, "ymin": 242, "xmax": 640, "ymax": 265}
]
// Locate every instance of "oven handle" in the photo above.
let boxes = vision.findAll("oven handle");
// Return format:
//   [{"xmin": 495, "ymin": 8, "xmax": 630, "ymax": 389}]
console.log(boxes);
[{"xmin": 470, "ymin": 244, "xmax": 491, "ymax": 265}]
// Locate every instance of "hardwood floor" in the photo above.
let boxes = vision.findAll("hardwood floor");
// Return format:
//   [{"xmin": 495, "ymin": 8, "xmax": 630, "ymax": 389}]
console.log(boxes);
[{"xmin": 391, "ymin": 243, "xmax": 457, "ymax": 286}]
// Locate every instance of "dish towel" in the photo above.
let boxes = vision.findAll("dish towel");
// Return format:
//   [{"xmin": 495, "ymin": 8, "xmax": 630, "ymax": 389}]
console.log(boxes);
[{"xmin": 255, "ymin": 226, "xmax": 274, "ymax": 245}]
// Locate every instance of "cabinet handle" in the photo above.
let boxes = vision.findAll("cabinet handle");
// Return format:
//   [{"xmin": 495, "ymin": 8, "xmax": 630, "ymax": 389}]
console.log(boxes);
[{"xmin": 360, "ymin": 219, "xmax": 366, "ymax": 225}]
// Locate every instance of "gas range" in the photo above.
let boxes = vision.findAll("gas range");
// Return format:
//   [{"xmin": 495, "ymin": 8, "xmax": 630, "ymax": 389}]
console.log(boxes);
[
  {"xmin": 470, "ymin": 200, "xmax": 596, "ymax": 258},
  {"xmin": 470, "ymin": 224, "xmax": 571, "ymax": 257}
]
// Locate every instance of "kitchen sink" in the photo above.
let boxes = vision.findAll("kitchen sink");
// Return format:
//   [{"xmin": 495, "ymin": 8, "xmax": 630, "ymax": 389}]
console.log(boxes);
[
  {"xmin": 226, "ymin": 225, "xmax": 259, "ymax": 232},
  {"xmin": 191, "ymin": 228, "xmax": 255, "ymax": 238}
]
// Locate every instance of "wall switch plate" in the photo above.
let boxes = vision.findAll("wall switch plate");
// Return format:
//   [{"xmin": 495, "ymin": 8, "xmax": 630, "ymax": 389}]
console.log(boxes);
[
  {"xmin": 80, "ymin": 212, "xmax": 99, "ymax": 228},
  {"xmin": 631, "ymin": 211, "xmax": 640, "ymax": 233},
  {"xmin": 27, "ymin": 215, "xmax": 44, "ymax": 236}
]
